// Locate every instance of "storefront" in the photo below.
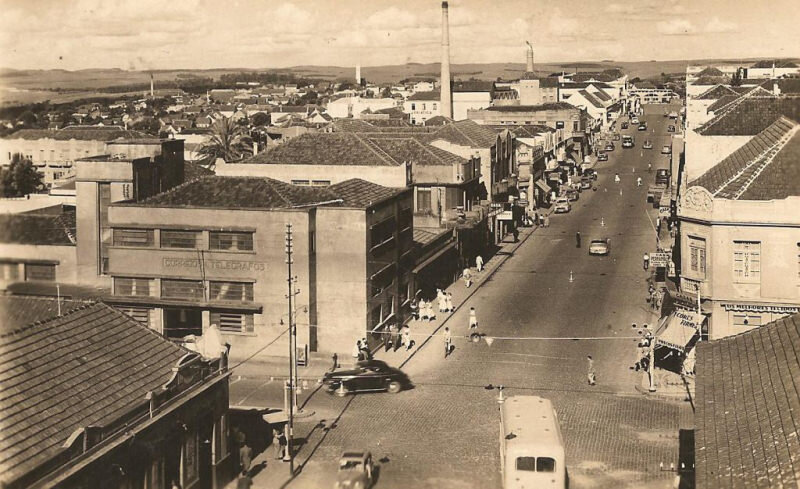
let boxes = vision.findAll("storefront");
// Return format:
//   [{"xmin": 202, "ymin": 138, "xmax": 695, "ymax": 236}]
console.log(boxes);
[
  {"xmin": 710, "ymin": 301, "xmax": 800, "ymax": 339},
  {"xmin": 654, "ymin": 307, "xmax": 703, "ymax": 373}
]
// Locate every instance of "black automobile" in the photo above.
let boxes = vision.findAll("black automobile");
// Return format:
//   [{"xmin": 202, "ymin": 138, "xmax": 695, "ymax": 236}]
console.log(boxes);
[
  {"xmin": 638, "ymin": 123, "xmax": 647, "ymax": 131},
  {"xmin": 621, "ymin": 122, "xmax": 629, "ymax": 129},
  {"xmin": 597, "ymin": 152, "xmax": 608, "ymax": 162},
  {"xmin": 668, "ymin": 125, "xmax": 676, "ymax": 133},
  {"xmin": 322, "ymin": 360, "xmax": 410, "ymax": 397},
  {"xmin": 583, "ymin": 168, "xmax": 598, "ymax": 180}
]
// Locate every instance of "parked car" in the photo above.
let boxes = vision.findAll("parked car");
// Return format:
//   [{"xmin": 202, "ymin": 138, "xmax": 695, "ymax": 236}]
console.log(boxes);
[
  {"xmin": 622, "ymin": 138, "xmax": 634, "ymax": 148},
  {"xmin": 631, "ymin": 116, "xmax": 640, "ymax": 124},
  {"xmin": 583, "ymin": 168, "xmax": 598, "ymax": 180},
  {"xmin": 597, "ymin": 152, "xmax": 608, "ymax": 161},
  {"xmin": 662, "ymin": 145, "xmax": 672, "ymax": 155},
  {"xmin": 613, "ymin": 133, "xmax": 621, "ymax": 141},
  {"xmin": 638, "ymin": 123, "xmax": 647, "ymax": 131},
  {"xmin": 322, "ymin": 360, "xmax": 410, "ymax": 396},
  {"xmin": 335, "ymin": 451, "xmax": 374, "ymax": 489},
  {"xmin": 643, "ymin": 140, "xmax": 653, "ymax": 149},
  {"xmin": 621, "ymin": 122, "xmax": 629, "ymax": 129},
  {"xmin": 580, "ymin": 177, "xmax": 593, "ymax": 190},
  {"xmin": 554, "ymin": 197, "xmax": 571, "ymax": 213},
  {"xmin": 566, "ymin": 189, "xmax": 579, "ymax": 201},
  {"xmin": 667, "ymin": 125, "xmax": 676, "ymax": 132},
  {"xmin": 589, "ymin": 238, "xmax": 610, "ymax": 256},
  {"xmin": 604, "ymin": 143, "xmax": 615, "ymax": 152}
]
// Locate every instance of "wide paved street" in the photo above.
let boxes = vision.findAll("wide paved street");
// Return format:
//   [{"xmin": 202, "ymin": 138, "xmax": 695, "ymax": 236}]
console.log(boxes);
[{"xmin": 232, "ymin": 104, "xmax": 692, "ymax": 489}]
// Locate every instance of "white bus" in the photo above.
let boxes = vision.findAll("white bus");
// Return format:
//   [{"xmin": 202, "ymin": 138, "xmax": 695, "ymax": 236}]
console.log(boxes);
[{"xmin": 500, "ymin": 395, "xmax": 566, "ymax": 488}]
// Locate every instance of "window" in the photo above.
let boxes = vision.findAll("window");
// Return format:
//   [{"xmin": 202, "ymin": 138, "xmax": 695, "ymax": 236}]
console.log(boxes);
[
  {"xmin": 210, "ymin": 312, "xmax": 254, "ymax": 333},
  {"xmin": 291, "ymin": 179, "xmax": 310, "ymax": 186},
  {"xmin": 537, "ymin": 457, "xmax": 556, "ymax": 472},
  {"xmin": 117, "ymin": 306, "xmax": 151, "ymax": 326},
  {"xmin": 432, "ymin": 103, "xmax": 438, "ymax": 110},
  {"xmin": 411, "ymin": 103, "xmax": 416, "ymax": 111},
  {"xmin": 733, "ymin": 241, "xmax": 760, "ymax": 282},
  {"xmin": 113, "ymin": 228, "xmax": 154, "ymax": 247},
  {"xmin": 0, "ymin": 262, "xmax": 20, "ymax": 280},
  {"xmin": 733, "ymin": 313, "xmax": 762, "ymax": 328},
  {"xmin": 516, "ymin": 457, "xmax": 536, "ymax": 471},
  {"xmin": 311, "ymin": 180, "xmax": 330, "ymax": 187},
  {"xmin": 370, "ymin": 216, "xmax": 396, "ymax": 250},
  {"xmin": 161, "ymin": 279, "xmax": 204, "ymax": 300},
  {"xmin": 214, "ymin": 415, "xmax": 229, "ymax": 463},
  {"xmin": 161, "ymin": 230, "xmax": 200, "ymax": 249},
  {"xmin": 573, "ymin": 121, "xmax": 579, "ymax": 132},
  {"xmin": 210, "ymin": 231, "xmax": 254, "ymax": 251},
  {"xmin": 555, "ymin": 121, "xmax": 565, "ymax": 129},
  {"xmin": 114, "ymin": 277, "xmax": 153, "ymax": 296},
  {"xmin": 422, "ymin": 103, "xmax": 426, "ymax": 110},
  {"xmin": 99, "ymin": 183, "xmax": 111, "ymax": 274},
  {"xmin": 370, "ymin": 304, "xmax": 383, "ymax": 328},
  {"xmin": 209, "ymin": 281, "xmax": 253, "ymax": 302},
  {"xmin": 689, "ymin": 237, "xmax": 707, "ymax": 277},
  {"xmin": 416, "ymin": 188, "xmax": 432, "ymax": 213},
  {"xmin": 25, "ymin": 264, "xmax": 55, "ymax": 281}
]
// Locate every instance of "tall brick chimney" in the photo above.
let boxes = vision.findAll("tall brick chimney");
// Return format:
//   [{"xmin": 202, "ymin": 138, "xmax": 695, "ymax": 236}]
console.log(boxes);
[{"xmin": 440, "ymin": 1, "xmax": 452, "ymax": 119}]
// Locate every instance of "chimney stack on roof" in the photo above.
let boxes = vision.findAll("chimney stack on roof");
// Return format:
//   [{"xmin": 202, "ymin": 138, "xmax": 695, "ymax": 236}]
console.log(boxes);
[
  {"xmin": 525, "ymin": 41, "xmax": 534, "ymax": 73},
  {"xmin": 150, "ymin": 73, "xmax": 154, "ymax": 99},
  {"xmin": 356, "ymin": 63, "xmax": 361, "ymax": 85},
  {"xmin": 440, "ymin": 1, "xmax": 453, "ymax": 119}
]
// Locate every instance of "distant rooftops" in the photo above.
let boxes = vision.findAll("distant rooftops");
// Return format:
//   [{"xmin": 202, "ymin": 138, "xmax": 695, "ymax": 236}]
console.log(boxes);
[
  {"xmin": 131, "ymin": 176, "xmax": 405, "ymax": 210},
  {"xmin": 3, "ymin": 127, "xmax": 154, "ymax": 141},
  {"xmin": 407, "ymin": 90, "xmax": 441, "ymax": 101},
  {"xmin": 696, "ymin": 95, "xmax": 800, "ymax": 136},
  {"xmin": 486, "ymin": 102, "xmax": 576, "ymax": 112},
  {"xmin": 0, "ymin": 210, "xmax": 76, "ymax": 246}
]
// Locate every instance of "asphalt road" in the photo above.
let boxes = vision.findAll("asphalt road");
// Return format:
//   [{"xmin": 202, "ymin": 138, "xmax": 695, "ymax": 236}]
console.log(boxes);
[{"xmin": 230, "ymin": 103, "xmax": 691, "ymax": 489}]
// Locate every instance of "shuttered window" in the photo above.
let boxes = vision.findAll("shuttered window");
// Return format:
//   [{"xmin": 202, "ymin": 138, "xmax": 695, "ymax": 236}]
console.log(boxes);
[
  {"xmin": 113, "ymin": 228, "xmax": 154, "ymax": 247},
  {"xmin": 733, "ymin": 241, "xmax": 760, "ymax": 282},
  {"xmin": 161, "ymin": 230, "xmax": 201, "ymax": 249},
  {"xmin": 210, "ymin": 312, "xmax": 254, "ymax": 333},
  {"xmin": 209, "ymin": 231, "xmax": 253, "ymax": 251},
  {"xmin": 117, "ymin": 306, "xmax": 151, "ymax": 326},
  {"xmin": 25, "ymin": 264, "xmax": 56, "ymax": 281},
  {"xmin": 209, "ymin": 281, "xmax": 253, "ymax": 302},
  {"xmin": 161, "ymin": 279, "xmax": 204, "ymax": 300},
  {"xmin": 0, "ymin": 262, "xmax": 20, "ymax": 280},
  {"xmin": 114, "ymin": 277, "xmax": 153, "ymax": 296}
]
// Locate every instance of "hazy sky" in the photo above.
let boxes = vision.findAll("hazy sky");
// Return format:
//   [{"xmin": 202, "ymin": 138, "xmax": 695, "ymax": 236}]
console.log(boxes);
[{"xmin": 1, "ymin": 0, "xmax": 798, "ymax": 70}]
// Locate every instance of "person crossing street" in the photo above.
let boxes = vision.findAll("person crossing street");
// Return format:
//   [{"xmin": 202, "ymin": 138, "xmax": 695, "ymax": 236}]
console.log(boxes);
[{"xmin": 444, "ymin": 327, "xmax": 452, "ymax": 358}]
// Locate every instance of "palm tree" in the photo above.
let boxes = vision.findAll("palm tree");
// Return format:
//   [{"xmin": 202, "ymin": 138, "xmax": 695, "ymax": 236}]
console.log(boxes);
[{"xmin": 196, "ymin": 116, "xmax": 253, "ymax": 170}]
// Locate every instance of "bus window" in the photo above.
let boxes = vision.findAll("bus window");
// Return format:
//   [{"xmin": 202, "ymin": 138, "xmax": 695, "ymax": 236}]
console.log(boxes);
[
  {"xmin": 537, "ymin": 457, "xmax": 556, "ymax": 472},
  {"xmin": 516, "ymin": 457, "xmax": 536, "ymax": 471}
]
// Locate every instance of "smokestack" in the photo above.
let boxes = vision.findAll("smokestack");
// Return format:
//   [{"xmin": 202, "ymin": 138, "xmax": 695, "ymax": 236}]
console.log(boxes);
[
  {"xmin": 440, "ymin": 1, "xmax": 452, "ymax": 119},
  {"xmin": 525, "ymin": 41, "xmax": 534, "ymax": 73},
  {"xmin": 356, "ymin": 63, "xmax": 361, "ymax": 84},
  {"xmin": 150, "ymin": 73, "xmax": 154, "ymax": 99}
]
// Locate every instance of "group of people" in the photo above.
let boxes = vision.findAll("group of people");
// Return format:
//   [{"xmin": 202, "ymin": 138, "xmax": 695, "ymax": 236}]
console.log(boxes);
[
  {"xmin": 232, "ymin": 429, "xmax": 289, "ymax": 488},
  {"xmin": 526, "ymin": 210, "xmax": 550, "ymax": 228}
]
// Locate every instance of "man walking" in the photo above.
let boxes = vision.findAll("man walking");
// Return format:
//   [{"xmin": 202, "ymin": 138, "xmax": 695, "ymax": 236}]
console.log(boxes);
[
  {"xmin": 403, "ymin": 326, "xmax": 412, "ymax": 351},
  {"xmin": 637, "ymin": 176, "xmax": 642, "ymax": 187},
  {"xmin": 239, "ymin": 439, "xmax": 253, "ymax": 473},
  {"xmin": 468, "ymin": 306, "xmax": 478, "ymax": 330},
  {"xmin": 643, "ymin": 252, "xmax": 650, "ymax": 270},
  {"xmin": 444, "ymin": 327, "xmax": 452, "ymax": 358},
  {"xmin": 463, "ymin": 267, "xmax": 472, "ymax": 288},
  {"xmin": 575, "ymin": 231, "xmax": 581, "ymax": 248},
  {"xmin": 587, "ymin": 355, "xmax": 597, "ymax": 385},
  {"xmin": 476, "ymin": 255, "xmax": 484, "ymax": 273},
  {"xmin": 273, "ymin": 429, "xmax": 283, "ymax": 460}
]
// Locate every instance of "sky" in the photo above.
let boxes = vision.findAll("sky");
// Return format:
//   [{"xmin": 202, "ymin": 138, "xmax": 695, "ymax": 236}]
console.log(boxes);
[{"xmin": 0, "ymin": 0, "xmax": 798, "ymax": 71}]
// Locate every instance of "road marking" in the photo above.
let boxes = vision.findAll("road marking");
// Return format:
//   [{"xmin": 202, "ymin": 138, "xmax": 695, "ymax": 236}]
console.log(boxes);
[{"xmin": 236, "ymin": 378, "xmax": 273, "ymax": 406}]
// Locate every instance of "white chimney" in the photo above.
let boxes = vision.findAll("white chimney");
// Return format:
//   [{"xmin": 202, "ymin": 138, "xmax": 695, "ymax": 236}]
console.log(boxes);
[
  {"xmin": 440, "ymin": 1, "xmax": 452, "ymax": 119},
  {"xmin": 525, "ymin": 41, "xmax": 534, "ymax": 73},
  {"xmin": 150, "ymin": 73, "xmax": 154, "ymax": 99},
  {"xmin": 773, "ymin": 82, "xmax": 781, "ymax": 96},
  {"xmin": 356, "ymin": 64, "xmax": 361, "ymax": 84},
  {"xmin": 253, "ymin": 141, "xmax": 258, "ymax": 156}
]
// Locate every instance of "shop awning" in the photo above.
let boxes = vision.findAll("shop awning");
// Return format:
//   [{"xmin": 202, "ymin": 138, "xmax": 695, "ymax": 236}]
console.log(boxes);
[
  {"xmin": 412, "ymin": 242, "xmax": 457, "ymax": 274},
  {"xmin": 656, "ymin": 310, "xmax": 701, "ymax": 352},
  {"xmin": 535, "ymin": 179, "xmax": 551, "ymax": 192}
]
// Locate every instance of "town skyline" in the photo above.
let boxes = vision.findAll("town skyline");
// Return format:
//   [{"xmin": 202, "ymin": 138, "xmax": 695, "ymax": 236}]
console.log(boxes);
[{"xmin": 1, "ymin": 0, "xmax": 799, "ymax": 71}]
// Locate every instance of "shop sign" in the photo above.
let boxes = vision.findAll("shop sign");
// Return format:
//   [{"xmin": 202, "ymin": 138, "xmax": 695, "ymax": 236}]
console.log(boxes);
[
  {"xmin": 650, "ymin": 252, "xmax": 670, "ymax": 267},
  {"xmin": 721, "ymin": 303, "xmax": 800, "ymax": 314},
  {"xmin": 674, "ymin": 307, "xmax": 703, "ymax": 330},
  {"xmin": 659, "ymin": 206, "xmax": 670, "ymax": 217},
  {"xmin": 163, "ymin": 258, "xmax": 266, "ymax": 272},
  {"xmin": 497, "ymin": 210, "xmax": 514, "ymax": 220}
]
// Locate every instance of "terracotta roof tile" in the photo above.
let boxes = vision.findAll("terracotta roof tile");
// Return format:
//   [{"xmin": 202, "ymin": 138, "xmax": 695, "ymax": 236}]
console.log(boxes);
[
  {"xmin": 696, "ymin": 96, "xmax": 800, "ymax": 136},
  {"xmin": 0, "ymin": 296, "xmax": 88, "ymax": 333},
  {"xmin": 407, "ymin": 91, "xmax": 441, "ymax": 101},
  {"xmin": 486, "ymin": 102, "xmax": 577, "ymax": 112},
  {"xmin": 328, "ymin": 179, "xmax": 407, "ymax": 208},
  {"xmin": 3, "ymin": 128, "xmax": 153, "ymax": 141},
  {"xmin": 578, "ymin": 90, "xmax": 605, "ymax": 108},
  {"xmin": 0, "ymin": 303, "xmax": 188, "ymax": 485},
  {"xmin": 695, "ymin": 312, "xmax": 800, "ymax": 488},
  {"xmin": 428, "ymin": 120, "xmax": 499, "ymax": 148},
  {"xmin": 0, "ymin": 211, "xmax": 76, "ymax": 245},
  {"xmin": 691, "ymin": 116, "xmax": 800, "ymax": 199},
  {"xmin": 696, "ymin": 85, "xmax": 738, "ymax": 100}
]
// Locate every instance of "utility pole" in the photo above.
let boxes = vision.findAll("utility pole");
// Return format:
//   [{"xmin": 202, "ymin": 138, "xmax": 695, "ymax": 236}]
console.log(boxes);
[{"xmin": 284, "ymin": 223, "xmax": 296, "ymax": 474}]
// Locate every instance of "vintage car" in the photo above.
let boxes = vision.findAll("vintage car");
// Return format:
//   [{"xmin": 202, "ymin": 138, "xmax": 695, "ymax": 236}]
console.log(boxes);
[
  {"xmin": 580, "ymin": 177, "xmax": 593, "ymax": 190},
  {"xmin": 322, "ymin": 360, "xmax": 410, "ymax": 396},
  {"xmin": 667, "ymin": 125, "xmax": 676, "ymax": 132},
  {"xmin": 566, "ymin": 189, "xmax": 580, "ymax": 201},
  {"xmin": 662, "ymin": 145, "xmax": 672, "ymax": 155},
  {"xmin": 583, "ymin": 168, "xmax": 598, "ymax": 180},
  {"xmin": 604, "ymin": 142, "xmax": 615, "ymax": 152},
  {"xmin": 597, "ymin": 152, "xmax": 608, "ymax": 161},
  {"xmin": 613, "ymin": 133, "xmax": 621, "ymax": 141},
  {"xmin": 621, "ymin": 122, "xmax": 629, "ymax": 129},
  {"xmin": 334, "ymin": 451, "xmax": 375, "ymax": 489},
  {"xmin": 643, "ymin": 140, "xmax": 653, "ymax": 149},
  {"xmin": 554, "ymin": 197, "xmax": 571, "ymax": 213},
  {"xmin": 638, "ymin": 122, "xmax": 647, "ymax": 131},
  {"xmin": 589, "ymin": 238, "xmax": 611, "ymax": 256}
]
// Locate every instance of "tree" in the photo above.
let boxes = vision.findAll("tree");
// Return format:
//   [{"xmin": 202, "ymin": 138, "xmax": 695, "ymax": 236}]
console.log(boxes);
[
  {"xmin": 250, "ymin": 112, "xmax": 270, "ymax": 127},
  {"xmin": 380, "ymin": 87, "xmax": 393, "ymax": 98},
  {"xmin": 0, "ymin": 154, "xmax": 44, "ymax": 197},
  {"xmin": 132, "ymin": 118, "xmax": 160, "ymax": 135},
  {"xmin": 731, "ymin": 70, "xmax": 743, "ymax": 87},
  {"xmin": 196, "ymin": 117, "xmax": 254, "ymax": 169}
]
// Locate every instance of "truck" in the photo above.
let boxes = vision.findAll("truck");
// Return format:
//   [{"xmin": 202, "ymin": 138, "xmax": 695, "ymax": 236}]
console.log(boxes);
[{"xmin": 648, "ymin": 170, "xmax": 670, "ymax": 205}]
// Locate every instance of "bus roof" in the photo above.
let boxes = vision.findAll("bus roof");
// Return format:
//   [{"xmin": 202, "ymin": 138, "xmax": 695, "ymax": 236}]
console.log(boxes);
[{"xmin": 501, "ymin": 396, "xmax": 565, "ymax": 450}]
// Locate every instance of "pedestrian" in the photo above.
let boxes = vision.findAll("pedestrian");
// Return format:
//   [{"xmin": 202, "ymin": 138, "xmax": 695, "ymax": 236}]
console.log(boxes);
[
  {"xmin": 587, "ymin": 355, "xmax": 597, "ymax": 385},
  {"xmin": 419, "ymin": 298, "xmax": 429, "ymax": 320},
  {"xmin": 445, "ymin": 292, "xmax": 453, "ymax": 312},
  {"xmin": 463, "ymin": 267, "xmax": 472, "ymax": 288},
  {"xmin": 469, "ymin": 307, "xmax": 478, "ymax": 329},
  {"xmin": 643, "ymin": 252, "xmax": 650, "ymax": 270},
  {"xmin": 614, "ymin": 173, "xmax": 620, "ymax": 183},
  {"xmin": 648, "ymin": 162, "xmax": 652, "ymax": 172},
  {"xmin": 637, "ymin": 176, "xmax": 642, "ymax": 187},
  {"xmin": 403, "ymin": 326, "xmax": 412, "ymax": 351},
  {"xmin": 352, "ymin": 341, "xmax": 361, "ymax": 362},
  {"xmin": 236, "ymin": 470, "xmax": 253, "ymax": 489},
  {"xmin": 239, "ymin": 439, "xmax": 252, "ymax": 472},
  {"xmin": 533, "ymin": 211, "xmax": 539, "ymax": 227},
  {"xmin": 476, "ymin": 255, "xmax": 484, "ymax": 272},
  {"xmin": 278, "ymin": 430, "xmax": 288, "ymax": 461},
  {"xmin": 425, "ymin": 300, "xmax": 435, "ymax": 321},
  {"xmin": 575, "ymin": 231, "xmax": 581, "ymax": 248},
  {"xmin": 273, "ymin": 429, "xmax": 282, "ymax": 460},
  {"xmin": 656, "ymin": 217, "xmax": 661, "ymax": 231},
  {"xmin": 331, "ymin": 352, "xmax": 338, "ymax": 371},
  {"xmin": 513, "ymin": 227, "xmax": 519, "ymax": 242},
  {"xmin": 540, "ymin": 212, "xmax": 546, "ymax": 227},
  {"xmin": 437, "ymin": 288, "xmax": 446, "ymax": 312},
  {"xmin": 410, "ymin": 297, "xmax": 419, "ymax": 320},
  {"xmin": 544, "ymin": 214, "xmax": 550, "ymax": 227},
  {"xmin": 444, "ymin": 327, "xmax": 452, "ymax": 358}
]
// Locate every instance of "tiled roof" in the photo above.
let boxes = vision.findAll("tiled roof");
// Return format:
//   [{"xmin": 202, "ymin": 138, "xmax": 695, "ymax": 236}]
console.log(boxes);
[
  {"xmin": 696, "ymin": 85, "xmax": 738, "ymax": 100},
  {"xmin": 452, "ymin": 81, "xmax": 494, "ymax": 92},
  {"xmin": 706, "ymin": 95, "xmax": 739, "ymax": 114},
  {"xmin": 0, "ymin": 211, "xmax": 76, "ymax": 245},
  {"xmin": 559, "ymin": 82, "xmax": 612, "ymax": 89},
  {"xmin": 428, "ymin": 120, "xmax": 499, "ymax": 148},
  {"xmin": 328, "ymin": 179, "xmax": 406, "ymax": 208},
  {"xmin": 760, "ymin": 78, "xmax": 800, "ymax": 94},
  {"xmin": 578, "ymin": 90, "xmax": 605, "ymax": 108},
  {"xmin": 242, "ymin": 133, "xmax": 400, "ymax": 166},
  {"xmin": 407, "ymin": 90, "xmax": 441, "ymax": 101},
  {"xmin": 696, "ymin": 66, "xmax": 725, "ymax": 77},
  {"xmin": 571, "ymin": 73, "xmax": 614, "ymax": 83},
  {"xmin": 369, "ymin": 137, "xmax": 466, "ymax": 166},
  {"xmin": 423, "ymin": 115, "xmax": 454, "ymax": 126},
  {"xmin": 538, "ymin": 77, "xmax": 559, "ymax": 88},
  {"xmin": 592, "ymin": 90, "xmax": 612, "ymax": 102},
  {"xmin": 413, "ymin": 227, "xmax": 441, "ymax": 246},
  {"xmin": 694, "ymin": 312, "xmax": 800, "ymax": 489},
  {"xmin": 486, "ymin": 102, "xmax": 576, "ymax": 112},
  {"xmin": 691, "ymin": 116, "xmax": 800, "ymax": 200},
  {"xmin": 0, "ymin": 296, "xmax": 88, "ymax": 332},
  {"xmin": 0, "ymin": 303, "xmax": 188, "ymax": 485},
  {"xmin": 692, "ymin": 76, "xmax": 730, "ymax": 86},
  {"xmin": 183, "ymin": 160, "xmax": 215, "ymax": 181},
  {"xmin": 3, "ymin": 128, "xmax": 153, "ymax": 141},
  {"xmin": 489, "ymin": 124, "xmax": 552, "ymax": 137},
  {"xmin": 696, "ymin": 96, "xmax": 800, "ymax": 136}
]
